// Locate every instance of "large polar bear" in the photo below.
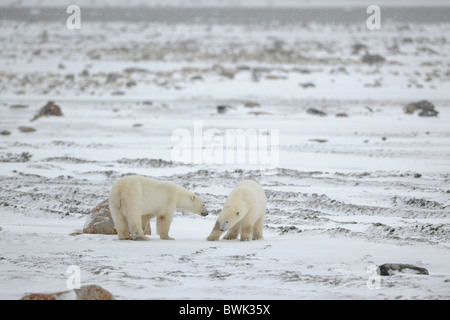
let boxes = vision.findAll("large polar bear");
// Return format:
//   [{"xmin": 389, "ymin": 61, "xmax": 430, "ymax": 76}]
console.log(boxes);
[
  {"xmin": 109, "ymin": 175, "xmax": 208, "ymax": 241},
  {"xmin": 207, "ymin": 180, "xmax": 266, "ymax": 241}
]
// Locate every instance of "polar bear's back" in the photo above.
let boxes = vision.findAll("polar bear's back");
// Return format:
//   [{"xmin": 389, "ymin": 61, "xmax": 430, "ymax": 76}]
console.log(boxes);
[
  {"xmin": 231, "ymin": 179, "xmax": 266, "ymax": 216},
  {"xmin": 109, "ymin": 175, "xmax": 178, "ymax": 215}
]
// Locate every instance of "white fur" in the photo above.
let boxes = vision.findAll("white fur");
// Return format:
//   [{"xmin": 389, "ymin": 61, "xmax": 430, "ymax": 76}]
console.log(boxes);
[
  {"xmin": 207, "ymin": 180, "xmax": 266, "ymax": 241},
  {"xmin": 109, "ymin": 175, "xmax": 208, "ymax": 240}
]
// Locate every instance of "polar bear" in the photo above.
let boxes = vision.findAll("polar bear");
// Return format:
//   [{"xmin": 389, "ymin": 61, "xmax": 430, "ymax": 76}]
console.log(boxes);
[
  {"xmin": 109, "ymin": 175, "xmax": 208, "ymax": 241},
  {"xmin": 207, "ymin": 180, "xmax": 266, "ymax": 241}
]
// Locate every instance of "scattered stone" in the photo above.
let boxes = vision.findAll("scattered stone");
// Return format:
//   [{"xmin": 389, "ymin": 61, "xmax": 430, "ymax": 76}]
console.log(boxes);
[
  {"xmin": 21, "ymin": 285, "xmax": 114, "ymax": 300},
  {"xmin": 361, "ymin": 53, "xmax": 386, "ymax": 64},
  {"xmin": 217, "ymin": 105, "xmax": 233, "ymax": 114},
  {"xmin": 403, "ymin": 100, "xmax": 438, "ymax": 117},
  {"xmin": 133, "ymin": 123, "xmax": 143, "ymax": 128},
  {"xmin": 123, "ymin": 67, "xmax": 149, "ymax": 74},
  {"xmin": 142, "ymin": 100, "xmax": 153, "ymax": 106},
  {"xmin": 31, "ymin": 101, "xmax": 63, "ymax": 121},
  {"xmin": 378, "ymin": 263, "xmax": 429, "ymax": 276},
  {"xmin": 126, "ymin": 80, "xmax": 136, "ymax": 88},
  {"xmin": 18, "ymin": 126, "xmax": 36, "ymax": 133},
  {"xmin": 9, "ymin": 104, "xmax": 29, "ymax": 109},
  {"xmin": 352, "ymin": 43, "xmax": 368, "ymax": 55},
  {"xmin": 277, "ymin": 225, "xmax": 302, "ymax": 235},
  {"xmin": 381, "ymin": 136, "xmax": 387, "ymax": 141},
  {"xmin": 244, "ymin": 101, "xmax": 261, "ymax": 108},
  {"xmin": 336, "ymin": 112, "xmax": 349, "ymax": 117},
  {"xmin": 306, "ymin": 108, "xmax": 327, "ymax": 116},
  {"xmin": 299, "ymin": 82, "xmax": 316, "ymax": 89},
  {"xmin": 414, "ymin": 173, "xmax": 422, "ymax": 178},
  {"xmin": 190, "ymin": 75, "xmax": 203, "ymax": 81},
  {"xmin": 1, "ymin": 130, "xmax": 11, "ymax": 136},
  {"xmin": 309, "ymin": 139, "xmax": 328, "ymax": 143},
  {"xmin": 248, "ymin": 111, "xmax": 272, "ymax": 116}
]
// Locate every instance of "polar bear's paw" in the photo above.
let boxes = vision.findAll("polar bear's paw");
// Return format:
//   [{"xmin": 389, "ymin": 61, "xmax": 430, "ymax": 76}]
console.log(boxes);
[{"xmin": 131, "ymin": 234, "xmax": 150, "ymax": 241}]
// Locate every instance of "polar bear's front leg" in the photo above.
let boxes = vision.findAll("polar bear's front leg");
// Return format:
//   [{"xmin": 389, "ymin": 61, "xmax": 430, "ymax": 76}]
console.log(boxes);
[
  {"xmin": 240, "ymin": 223, "xmax": 253, "ymax": 241},
  {"xmin": 206, "ymin": 221, "xmax": 223, "ymax": 241},
  {"xmin": 223, "ymin": 223, "xmax": 240, "ymax": 240},
  {"xmin": 157, "ymin": 210, "xmax": 175, "ymax": 240}
]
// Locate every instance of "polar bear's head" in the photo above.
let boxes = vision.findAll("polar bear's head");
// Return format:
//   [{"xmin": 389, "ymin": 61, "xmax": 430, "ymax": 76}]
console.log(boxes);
[
  {"xmin": 185, "ymin": 192, "xmax": 209, "ymax": 216},
  {"xmin": 218, "ymin": 202, "xmax": 249, "ymax": 231}
]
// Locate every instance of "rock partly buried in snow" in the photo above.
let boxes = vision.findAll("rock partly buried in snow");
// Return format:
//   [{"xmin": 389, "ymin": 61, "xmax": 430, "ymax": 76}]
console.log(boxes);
[
  {"xmin": 31, "ymin": 101, "xmax": 63, "ymax": 121},
  {"xmin": 21, "ymin": 285, "xmax": 114, "ymax": 300},
  {"xmin": 306, "ymin": 108, "xmax": 327, "ymax": 116},
  {"xmin": 361, "ymin": 53, "xmax": 386, "ymax": 64},
  {"xmin": 244, "ymin": 101, "xmax": 261, "ymax": 108},
  {"xmin": 18, "ymin": 126, "xmax": 36, "ymax": 133},
  {"xmin": 83, "ymin": 199, "xmax": 117, "ymax": 235},
  {"xmin": 403, "ymin": 100, "xmax": 439, "ymax": 117},
  {"xmin": 83, "ymin": 198, "xmax": 151, "ymax": 235},
  {"xmin": 217, "ymin": 105, "xmax": 234, "ymax": 114},
  {"xmin": 378, "ymin": 263, "xmax": 429, "ymax": 276},
  {"xmin": 299, "ymin": 82, "xmax": 316, "ymax": 89}
]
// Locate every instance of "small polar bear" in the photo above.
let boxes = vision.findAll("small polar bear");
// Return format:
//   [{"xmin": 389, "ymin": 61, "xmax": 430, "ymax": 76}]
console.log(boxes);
[
  {"xmin": 109, "ymin": 175, "xmax": 208, "ymax": 241},
  {"xmin": 207, "ymin": 180, "xmax": 266, "ymax": 241}
]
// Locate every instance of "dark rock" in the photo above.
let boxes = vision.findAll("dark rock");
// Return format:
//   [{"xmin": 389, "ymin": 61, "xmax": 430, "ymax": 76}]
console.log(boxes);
[
  {"xmin": 1, "ymin": 130, "xmax": 11, "ymax": 136},
  {"xmin": 217, "ymin": 105, "xmax": 233, "ymax": 114},
  {"xmin": 378, "ymin": 263, "xmax": 429, "ymax": 276},
  {"xmin": 31, "ymin": 101, "xmax": 63, "ymax": 121},
  {"xmin": 306, "ymin": 108, "xmax": 327, "ymax": 116},
  {"xmin": 404, "ymin": 100, "xmax": 438, "ymax": 117},
  {"xmin": 361, "ymin": 53, "xmax": 386, "ymax": 64},
  {"xmin": 336, "ymin": 112, "xmax": 349, "ymax": 117}
]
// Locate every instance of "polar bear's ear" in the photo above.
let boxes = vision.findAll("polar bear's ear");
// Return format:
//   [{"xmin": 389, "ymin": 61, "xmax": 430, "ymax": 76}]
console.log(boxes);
[{"xmin": 191, "ymin": 195, "xmax": 196, "ymax": 201}]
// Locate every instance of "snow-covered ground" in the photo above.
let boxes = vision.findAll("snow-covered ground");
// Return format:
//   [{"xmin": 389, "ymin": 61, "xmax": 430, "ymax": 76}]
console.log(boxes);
[{"xmin": 0, "ymin": 3, "xmax": 449, "ymax": 300}]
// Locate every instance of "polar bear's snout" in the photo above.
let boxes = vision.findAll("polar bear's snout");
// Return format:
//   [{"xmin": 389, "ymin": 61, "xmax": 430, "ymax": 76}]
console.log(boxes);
[
  {"xmin": 220, "ymin": 221, "xmax": 229, "ymax": 232},
  {"xmin": 201, "ymin": 204, "xmax": 208, "ymax": 216}
]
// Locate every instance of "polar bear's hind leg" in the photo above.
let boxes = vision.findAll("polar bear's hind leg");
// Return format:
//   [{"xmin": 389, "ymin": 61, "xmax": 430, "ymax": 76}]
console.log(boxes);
[
  {"xmin": 157, "ymin": 210, "xmax": 175, "ymax": 240},
  {"xmin": 252, "ymin": 216, "xmax": 264, "ymax": 240}
]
